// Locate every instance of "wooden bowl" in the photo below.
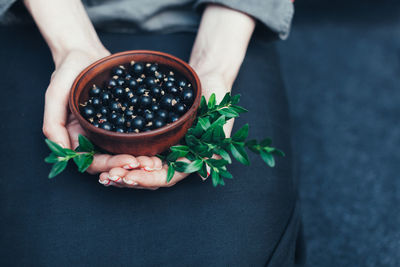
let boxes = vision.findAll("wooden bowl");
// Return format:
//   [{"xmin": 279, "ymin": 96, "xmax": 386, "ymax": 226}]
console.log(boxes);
[{"xmin": 69, "ymin": 50, "xmax": 202, "ymax": 156}]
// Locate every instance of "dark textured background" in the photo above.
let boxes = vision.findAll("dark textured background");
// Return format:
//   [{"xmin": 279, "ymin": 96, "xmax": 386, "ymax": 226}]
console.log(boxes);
[{"xmin": 277, "ymin": 1, "xmax": 400, "ymax": 266}]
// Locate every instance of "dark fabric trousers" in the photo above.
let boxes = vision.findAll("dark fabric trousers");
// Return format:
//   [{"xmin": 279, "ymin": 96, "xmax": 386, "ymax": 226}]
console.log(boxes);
[{"xmin": 0, "ymin": 26, "xmax": 304, "ymax": 266}]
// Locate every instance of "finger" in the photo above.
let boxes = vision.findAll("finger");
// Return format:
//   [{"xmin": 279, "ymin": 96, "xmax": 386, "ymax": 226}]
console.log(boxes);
[
  {"xmin": 43, "ymin": 86, "xmax": 71, "ymax": 149},
  {"xmin": 136, "ymin": 156, "xmax": 155, "ymax": 171},
  {"xmin": 108, "ymin": 167, "xmax": 128, "ymax": 183},
  {"xmin": 99, "ymin": 172, "xmax": 124, "ymax": 188},
  {"xmin": 151, "ymin": 157, "xmax": 163, "ymax": 171},
  {"xmin": 66, "ymin": 114, "xmax": 86, "ymax": 149},
  {"xmin": 124, "ymin": 165, "xmax": 188, "ymax": 188},
  {"xmin": 87, "ymin": 154, "xmax": 140, "ymax": 174}
]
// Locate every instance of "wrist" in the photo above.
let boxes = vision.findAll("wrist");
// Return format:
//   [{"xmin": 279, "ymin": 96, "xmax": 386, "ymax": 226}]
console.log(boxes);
[{"xmin": 52, "ymin": 43, "xmax": 109, "ymax": 68}]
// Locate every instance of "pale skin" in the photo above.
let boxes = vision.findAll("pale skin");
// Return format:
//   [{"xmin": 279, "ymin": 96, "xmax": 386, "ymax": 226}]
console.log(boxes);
[{"xmin": 25, "ymin": 0, "xmax": 255, "ymax": 189}]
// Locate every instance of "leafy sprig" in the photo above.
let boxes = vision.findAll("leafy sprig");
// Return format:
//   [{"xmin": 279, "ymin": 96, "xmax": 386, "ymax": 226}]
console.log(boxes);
[
  {"xmin": 162, "ymin": 92, "xmax": 284, "ymax": 186},
  {"xmin": 44, "ymin": 93, "xmax": 284, "ymax": 185},
  {"xmin": 44, "ymin": 135, "xmax": 97, "ymax": 178}
]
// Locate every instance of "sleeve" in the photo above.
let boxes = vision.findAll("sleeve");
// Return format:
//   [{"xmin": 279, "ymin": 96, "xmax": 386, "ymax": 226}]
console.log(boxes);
[
  {"xmin": 194, "ymin": 0, "xmax": 294, "ymax": 40},
  {"xmin": 0, "ymin": 0, "xmax": 16, "ymax": 17}
]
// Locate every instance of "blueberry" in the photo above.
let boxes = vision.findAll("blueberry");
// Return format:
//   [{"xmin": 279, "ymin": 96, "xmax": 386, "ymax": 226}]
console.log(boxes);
[
  {"xmin": 154, "ymin": 71, "xmax": 163, "ymax": 79},
  {"xmin": 127, "ymin": 79, "xmax": 138, "ymax": 89},
  {"xmin": 153, "ymin": 117, "xmax": 166, "ymax": 129},
  {"xmin": 126, "ymin": 127, "xmax": 135, "ymax": 133},
  {"xmin": 146, "ymin": 63, "xmax": 158, "ymax": 75},
  {"xmin": 132, "ymin": 62, "xmax": 144, "ymax": 75},
  {"xmin": 89, "ymin": 85, "xmax": 101, "ymax": 97},
  {"xmin": 160, "ymin": 94, "xmax": 175, "ymax": 110},
  {"xmin": 114, "ymin": 115, "xmax": 125, "ymax": 127},
  {"xmin": 143, "ymin": 110, "xmax": 155, "ymax": 122},
  {"xmin": 112, "ymin": 86, "xmax": 124, "ymax": 98},
  {"xmin": 109, "ymin": 101, "xmax": 121, "ymax": 112},
  {"xmin": 131, "ymin": 116, "xmax": 145, "ymax": 130},
  {"xmin": 168, "ymin": 112, "xmax": 180, "ymax": 123},
  {"xmin": 100, "ymin": 91, "xmax": 112, "ymax": 104},
  {"xmin": 112, "ymin": 66, "xmax": 126, "ymax": 77},
  {"xmin": 101, "ymin": 122, "xmax": 113, "ymax": 131},
  {"xmin": 174, "ymin": 103, "xmax": 187, "ymax": 114},
  {"xmin": 150, "ymin": 86, "xmax": 162, "ymax": 99},
  {"xmin": 98, "ymin": 107, "xmax": 109, "ymax": 117},
  {"xmin": 164, "ymin": 80, "xmax": 174, "ymax": 88},
  {"xmin": 121, "ymin": 102, "xmax": 129, "ymax": 108},
  {"xmin": 151, "ymin": 103, "xmax": 160, "ymax": 112},
  {"xmin": 106, "ymin": 79, "xmax": 118, "ymax": 88},
  {"xmin": 124, "ymin": 74, "xmax": 132, "ymax": 80},
  {"xmin": 167, "ymin": 86, "xmax": 179, "ymax": 95},
  {"xmin": 92, "ymin": 119, "xmax": 100, "ymax": 128},
  {"xmin": 156, "ymin": 109, "xmax": 168, "ymax": 120},
  {"xmin": 182, "ymin": 88, "xmax": 194, "ymax": 104},
  {"xmin": 115, "ymin": 127, "xmax": 125, "ymax": 133},
  {"xmin": 144, "ymin": 76, "xmax": 156, "ymax": 87},
  {"xmin": 109, "ymin": 112, "xmax": 119, "ymax": 123},
  {"xmin": 139, "ymin": 95, "xmax": 152, "ymax": 108},
  {"xmin": 115, "ymin": 77, "xmax": 125, "ymax": 87},
  {"xmin": 166, "ymin": 75, "xmax": 175, "ymax": 82},
  {"xmin": 124, "ymin": 109, "xmax": 134, "ymax": 118},
  {"xmin": 177, "ymin": 79, "xmax": 187, "ymax": 88},
  {"xmin": 125, "ymin": 89, "xmax": 135, "ymax": 100},
  {"xmin": 91, "ymin": 97, "xmax": 101, "ymax": 108},
  {"xmin": 136, "ymin": 85, "xmax": 147, "ymax": 96},
  {"xmin": 128, "ymin": 95, "xmax": 139, "ymax": 107},
  {"xmin": 82, "ymin": 105, "xmax": 95, "ymax": 118}
]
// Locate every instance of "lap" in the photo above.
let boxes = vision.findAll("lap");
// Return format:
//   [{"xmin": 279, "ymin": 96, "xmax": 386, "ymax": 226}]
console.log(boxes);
[{"xmin": 0, "ymin": 26, "xmax": 299, "ymax": 266}]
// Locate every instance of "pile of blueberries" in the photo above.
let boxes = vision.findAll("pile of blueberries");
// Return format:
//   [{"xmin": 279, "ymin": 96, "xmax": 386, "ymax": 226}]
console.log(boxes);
[{"xmin": 80, "ymin": 62, "xmax": 194, "ymax": 133}]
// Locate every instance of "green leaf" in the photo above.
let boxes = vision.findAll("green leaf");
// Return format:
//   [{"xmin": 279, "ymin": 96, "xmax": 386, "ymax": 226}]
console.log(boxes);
[
  {"xmin": 201, "ymin": 128, "xmax": 214, "ymax": 143},
  {"xmin": 198, "ymin": 163, "xmax": 208, "ymax": 177},
  {"xmin": 170, "ymin": 145, "xmax": 189, "ymax": 153},
  {"xmin": 231, "ymin": 94, "xmax": 241, "ymax": 104},
  {"xmin": 212, "ymin": 126, "xmax": 225, "ymax": 142},
  {"xmin": 48, "ymin": 160, "xmax": 67, "ymax": 179},
  {"xmin": 218, "ymin": 108, "xmax": 239, "ymax": 118},
  {"xmin": 260, "ymin": 138, "xmax": 272, "ymax": 147},
  {"xmin": 232, "ymin": 124, "xmax": 249, "ymax": 142},
  {"xmin": 44, "ymin": 153, "xmax": 60, "ymax": 163},
  {"xmin": 188, "ymin": 123, "xmax": 204, "ymax": 137},
  {"xmin": 219, "ymin": 93, "xmax": 231, "ymax": 106},
  {"xmin": 166, "ymin": 163, "xmax": 175, "ymax": 183},
  {"xmin": 260, "ymin": 150, "xmax": 275, "ymax": 167},
  {"xmin": 64, "ymin": 148, "xmax": 77, "ymax": 156},
  {"xmin": 77, "ymin": 135, "xmax": 94, "ymax": 152},
  {"xmin": 213, "ymin": 147, "xmax": 232, "ymax": 164},
  {"xmin": 211, "ymin": 169, "xmax": 220, "ymax": 187},
  {"xmin": 167, "ymin": 151, "xmax": 182, "ymax": 162},
  {"xmin": 230, "ymin": 105, "xmax": 248, "ymax": 114},
  {"xmin": 230, "ymin": 143, "xmax": 250, "ymax": 165},
  {"xmin": 73, "ymin": 153, "xmax": 94, "ymax": 172},
  {"xmin": 198, "ymin": 117, "xmax": 211, "ymax": 131},
  {"xmin": 45, "ymin": 139, "xmax": 66, "ymax": 156},
  {"xmin": 219, "ymin": 169, "xmax": 233, "ymax": 179},
  {"xmin": 176, "ymin": 159, "xmax": 203, "ymax": 173},
  {"xmin": 185, "ymin": 135, "xmax": 200, "ymax": 147},
  {"xmin": 199, "ymin": 96, "xmax": 208, "ymax": 115},
  {"xmin": 207, "ymin": 158, "xmax": 228, "ymax": 167},
  {"xmin": 245, "ymin": 139, "xmax": 260, "ymax": 154},
  {"xmin": 209, "ymin": 115, "xmax": 226, "ymax": 130},
  {"xmin": 208, "ymin": 93, "xmax": 216, "ymax": 109},
  {"xmin": 273, "ymin": 148, "xmax": 285, "ymax": 157}
]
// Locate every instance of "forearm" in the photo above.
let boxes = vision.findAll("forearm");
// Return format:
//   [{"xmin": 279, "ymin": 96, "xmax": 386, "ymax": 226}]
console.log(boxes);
[
  {"xmin": 24, "ymin": 0, "xmax": 107, "ymax": 66},
  {"xmin": 189, "ymin": 4, "xmax": 255, "ymax": 94}
]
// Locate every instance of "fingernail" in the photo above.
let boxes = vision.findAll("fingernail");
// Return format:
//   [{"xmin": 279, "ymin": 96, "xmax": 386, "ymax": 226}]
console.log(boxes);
[
  {"xmin": 144, "ymin": 167, "xmax": 153, "ymax": 172},
  {"xmin": 108, "ymin": 175, "xmax": 120, "ymax": 181},
  {"xmin": 99, "ymin": 179, "xmax": 111, "ymax": 186},
  {"xmin": 123, "ymin": 163, "xmax": 140, "ymax": 170},
  {"xmin": 123, "ymin": 178, "xmax": 138, "ymax": 185}
]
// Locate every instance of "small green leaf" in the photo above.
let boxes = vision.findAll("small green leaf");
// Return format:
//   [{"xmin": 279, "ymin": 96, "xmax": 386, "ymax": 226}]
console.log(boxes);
[
  {"xmin": 273, "ymin": 148, "xmax": 285, "ymax": 157},
  {"xmin": 211, "ymin": 169, "xmax": 220, "ymax": 187},
  {"xmin": 219, "ymin": 93, "xmax": 231, "ymax": 106},
  {"xmin": 48, "ymin": 160, "xmax": 68, "ymax": 179},
  {"xmin": 213, "ymin": 147, "xmax": 232, "ymax": 164},
  {"xmin": 45, "ymin": 139, "xmax": 66, "ymax": 156},
  {"xmin": 166, "ymin": 163, "xmax": 175, "ymax": 183},
  {"xmin": 208, "ymin": 93, "xmax": 216, "ymax": 109},
  {"xmin": 212, "ymin": 126, "xmax": 225, "ymax": 142},
  {"xmin": 201, "ymin": 128, "xmax": 214, "ymax": 143},
  {"xmin": 260, "ymin": 150, "xmax": 275, "ymax": 167},
  {"xmin": 185, "ymin": 135, "xmax": 200, "ymax": 147},
  {"xmin": 230, "ymin": 105, "xmax": 248, "ymax": 114},
  {"xmin": 77, "ymin": 135, "xmax": 94, "ymax": 152},
  {"xmin": 206, "ymin": 158, "xmax": 228, "ymax": 167},
  {"xmin": 198, "ymin": 117, "xmax": 211, "ymax": 131},
  {"xmin": 170, "ymin": 145, "xmax": 189, "ymax": 153},
  {"xmin": 260, "ymin": 138, "xmax": 272, "ymax": 147},
  {"xmin": 219, "ymin": 169, "xmax": 233, "ymax": 179},
  {"xmin": 218, "ymin": 108, "xmax": 239, "ymax": 118},
  {"xmin": 245, "ymin": 139, "xmax": 260, "ymax": 154},
  {"xmin": 64, "ymin": 148, "xmax": 77, "ymax": 156},
  {"xmin": 73, "ymin": 153, "xmax": 94, "ymax": 172},
  {"xmin": 198, "ymin": 163, "xmax": 208, "ymax": 177},
  {"xmin": 230, "ymin": 143, "xmax": 250, "ymax": 165},
  {"xmin": 231, "ymin": 94, "xmax": 241, "ymax": 104},
  {"xmin": 209, "ymin": 115, "xmax": 226, "ymax": 130},
  {"xmin": 176, "ymin": 159, "xmax": 203, "ymax": 173},
  {"xmin": 232, "ymin": 124, "xmax": 249, "ymax": 142},
  {"xmin": 199, "ymin": 96, "xmax": 208, "ymax": 115},
  {"xmin": 167, "ymin": 151, "xmax": 181, "ymax": 162},
  {"xmin": 44, "ymin": 153, "xmax": 60, "ymax": 163}
]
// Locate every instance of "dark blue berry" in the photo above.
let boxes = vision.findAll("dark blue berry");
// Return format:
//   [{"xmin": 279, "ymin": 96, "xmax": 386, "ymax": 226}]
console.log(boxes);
[
  {"xmin": 127, "ymin": 79, "xmax": 137, "ymax": 89},
  {"xmin": 144, "ymin": 76, "xmax": 156, "ymax": 87},
  {"xmin": 182, "ymin": 88, "xmax": 194, "ymax": 104},
  {"xmin": 160, "ymin": 94, "xmax": 175, "ymax": 110},
  {"xmin": 109, "ymin": 101, "xmax": 121, "ymax": 112},
  {"xmin": 106, "ymin": 79, "xmax": 117, "ymax": 88},
  {"xmin": 164, "ymin": 80, "xmax": 174, "ymax": 88},
  {"xmin": 82, "ymin": 105, "xmax": 95, "ymax": 118},
  {"xmin": 136, "ymin": 85, "xmax": 147, "ymax": 96},
  {"xmin": 151, "ymin": 103, "xmax": 160, "ymax": 112},
  {"xmin": 157, "ymin": 109, "xmax": 168, "ymax": 120},
  {"xmin": 112, "ymin": 86, "xmax": 124, "ymax": 98},
  {"xmin": 99, "ymin": 106, "xmax": 109, "ymax": 116},
  {"xmin": 167, "ymin": 86, "xmax": 179, "ymax": 95},
  {"xmin": 174, "ymin": 103, "xmax": 187, "ymax": 114},
  {"xmin": 89, "ymin": 85, "xmax": 101, "ymax": 97},
  {"xmin": 153, "ymin": 117, "xmax": 166, "ymax": 129},
  {"xmin": 168, "ymin": 112, "xmax": 180, "ymax": 123},
  {"xmin": 150, "ymin": 86, "xmax": 162, "ymax": 99},
  {"xmin": 101, "ymin": 122, "xmax": 113, "ymax": 131},
  {"xmin": 128, "ymin": 95, "xmax": 139, "ymax": 107},
  {"xmin": 100, "ymin": 91, "xmax": 112, "ymax": 104},
  {"xmin": 112, "ymin": 66, "xmax": 126, "ymax": 77},
  {"xmin": 115, "ymin": 127, "xmax": 125, "ymax": 133},
  {"xmin": 131, "ymin": 116, "xmax": 145, "ymax": 130},
  {"xmin": 177, "ymin": 79, "xmax": 187, "ymax": 88},
  {"xmin": 91, "ymin": 97, "xmax": 101, "ymax": 108},
  {"xmin": 143, "ymin": 110, "xmax": 155, "ymax": 122},
  {"xmin": 139, "ymin": 95, "xmax": 152, "ymax": 108},
  {"xmin": 132, "ymin": 63, "xmax": 144, "ymax": 75}
]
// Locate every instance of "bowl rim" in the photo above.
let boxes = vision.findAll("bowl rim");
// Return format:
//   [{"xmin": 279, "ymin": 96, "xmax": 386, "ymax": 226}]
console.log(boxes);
[{"xmin": 69, "ymin": 50, "xmax": 202, "ymax": 140}]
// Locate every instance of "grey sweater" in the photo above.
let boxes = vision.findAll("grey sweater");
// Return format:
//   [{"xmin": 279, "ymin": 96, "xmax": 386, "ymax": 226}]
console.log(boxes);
[{"xmin": 0, "ymin": 0, "xmax": 294, "ymax": 39}]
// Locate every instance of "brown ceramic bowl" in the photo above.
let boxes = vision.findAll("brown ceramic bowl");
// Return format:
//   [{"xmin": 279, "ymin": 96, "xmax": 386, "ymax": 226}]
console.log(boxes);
[{"xmin": 69, "ymin": 50, "xmax": 201, "ymax": 156}]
